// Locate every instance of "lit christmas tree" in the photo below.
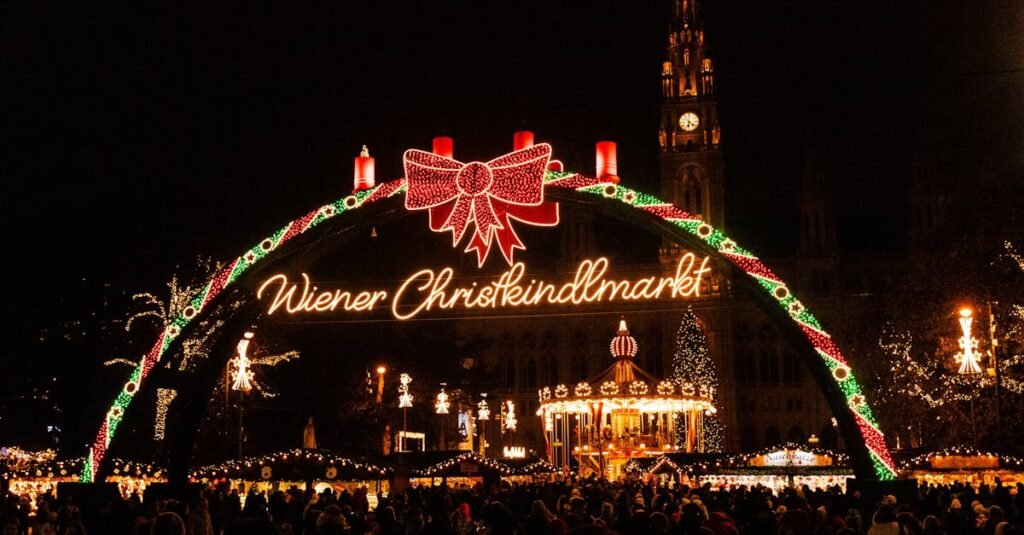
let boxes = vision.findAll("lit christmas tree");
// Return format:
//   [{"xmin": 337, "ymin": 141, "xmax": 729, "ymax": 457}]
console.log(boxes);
[{"xmin": 671, "ymin": 306, "xmax": 723, "ymax": 451}]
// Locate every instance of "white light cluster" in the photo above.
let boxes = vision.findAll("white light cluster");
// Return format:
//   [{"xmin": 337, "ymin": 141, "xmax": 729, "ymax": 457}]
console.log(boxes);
[{"xmin": 398, "ymin": 373, "xmax": 414, "ymax": 408}]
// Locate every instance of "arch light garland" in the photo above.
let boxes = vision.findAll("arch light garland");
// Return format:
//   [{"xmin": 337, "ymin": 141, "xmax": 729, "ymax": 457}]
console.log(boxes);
[{"xmin": 81, "ymin": 166, "xmax": 898, "ymax": 482}]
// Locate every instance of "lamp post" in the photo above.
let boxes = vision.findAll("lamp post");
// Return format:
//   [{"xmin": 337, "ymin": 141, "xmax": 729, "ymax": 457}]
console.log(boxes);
[
  {"xmin": 398, "ymin": 373, "xmax": 413, "ymax": 452},
  {"xmin": 986, "ymin": 301, "xmax": 1004, "ymax": 443},
  {"xmin": 228, "ymin": 332, "xmax": 255, "ymax": 458},
  {"xmin": 477, "ymin": 394, "xmax": 490, "ymax": 456},
  {"xmin": 435, "ymin": 383, "xmax": 449, "ymax": 450},
  {"xmin": 956, "ymin": 307, "xmax": 982, "ymax": 445}
]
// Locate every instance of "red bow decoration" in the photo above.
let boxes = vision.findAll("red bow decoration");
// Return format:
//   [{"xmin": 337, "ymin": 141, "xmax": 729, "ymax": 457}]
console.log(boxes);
[{"xmin": 404, "ymin": 144, "xmax": 560, "ymax": 266}]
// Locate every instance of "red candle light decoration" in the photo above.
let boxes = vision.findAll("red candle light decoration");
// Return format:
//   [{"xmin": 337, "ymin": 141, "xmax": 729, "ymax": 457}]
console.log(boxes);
[
  {"xmin": 595, "ymin": 141, "xmax": 619, "ymax": 184},
  {"xmin": 513, "ymin": 130, "xmax": 535, "ymax": 151},
  {"xmin": 432, "ymin": 136, "xmax": 454, "ymax": 159},
  {"xmin": 354, "ymin": 145, "xmax": 375, "ymax": 192}
]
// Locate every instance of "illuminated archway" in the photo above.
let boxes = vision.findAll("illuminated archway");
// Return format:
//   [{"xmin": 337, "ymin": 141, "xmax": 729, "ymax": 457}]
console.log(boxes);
[{"xmin": 81, "ymin": 169, "xmax": 898, "ymax": 483}]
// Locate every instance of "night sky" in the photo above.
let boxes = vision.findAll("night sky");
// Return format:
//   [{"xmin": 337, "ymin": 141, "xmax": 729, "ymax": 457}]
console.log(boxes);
[{"xmin": 3, "ymin": 2, "xmax": 1022, "ymax": 448}]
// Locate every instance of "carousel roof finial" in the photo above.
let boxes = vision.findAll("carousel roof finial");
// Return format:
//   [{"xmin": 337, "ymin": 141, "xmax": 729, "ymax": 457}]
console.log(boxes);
[{"xmin": 610, "ymin": 316, "xmax": 638, "ymax": 359}]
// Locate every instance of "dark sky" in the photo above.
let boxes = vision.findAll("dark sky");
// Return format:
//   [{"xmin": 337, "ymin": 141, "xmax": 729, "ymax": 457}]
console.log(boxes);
[{"xmin": 3, "ymin": 2, "xmax": 1022, "ymax": 372}]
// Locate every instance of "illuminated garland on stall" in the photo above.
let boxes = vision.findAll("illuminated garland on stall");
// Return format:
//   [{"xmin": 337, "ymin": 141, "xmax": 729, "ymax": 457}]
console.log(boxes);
[
  {"xmin": 725, "ymin": 442, "xmax": 849, "ymax": 467},
  {"xmin": 411, "ymin": 451, "xmax": 514, "ymax": 477},
  {"xmin": 190, "ymin": 448, "xmax": 389, "ymax": 480},
  {"xmin": 1, "ymin": 447, "xmax": 56, "ymax": 473},
  {"xmin": 411, "ymin": 451, "xmax": 558, "ymax": 477},
  {"xmin": 623, "ymin": 455, "xmax": 686, "ymax": 477},
  {"xmin": 900, "ymin": 446, "xmax": 1024, "ymax": 471},
  {"xmin": 82, "ymin": 160, "xmax": 898, "ymax": 481},
  {"xmin": 8, "ymin": 457, "xmax": 163, "ymax": 481},
  {"xmin": 624, "ymin": 444, "xmax": 852, "ymax": 478}
]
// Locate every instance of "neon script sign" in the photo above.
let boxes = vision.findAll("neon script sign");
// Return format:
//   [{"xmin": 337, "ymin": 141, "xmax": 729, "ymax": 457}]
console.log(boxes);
[{"xmin": 257, "ymin": 253, "xmax": 711, "ymax": 320}]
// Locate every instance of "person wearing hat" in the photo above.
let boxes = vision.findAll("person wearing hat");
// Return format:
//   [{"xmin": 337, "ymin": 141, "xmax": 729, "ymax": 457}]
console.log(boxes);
[
  {"xmin": 943, "ymin": 499, "xmax": 967, "ymax": 535},
  {"xmin": 867, "ymin": 505, "xmax": 901, "ymax": 535}
]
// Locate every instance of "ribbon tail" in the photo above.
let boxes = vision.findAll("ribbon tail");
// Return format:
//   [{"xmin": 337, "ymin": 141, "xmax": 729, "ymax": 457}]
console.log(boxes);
[
  {"xmin": 492, "ymin": 210, "xmax": 524, "ymax": 266},
  {"xmin": 465, "ymin": 230, "xmax": 492, "ymax": 268},
  {"xmin": 440, "ymin": 196, "xmax": 475, "ymax": 246},
  {"xmin": 490, "ymin": 201, "xmax": 560, "ymax": 264},
  {"xmin": 462, "ymin": 195, "xmax": 502, "ymax": 266}
]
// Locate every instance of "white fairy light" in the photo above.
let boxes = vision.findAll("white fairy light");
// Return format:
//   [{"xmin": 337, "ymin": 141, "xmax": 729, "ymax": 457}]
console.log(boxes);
[{"xmin": 398, "ymin": 373, "xmax": 414, "ymax": 408}]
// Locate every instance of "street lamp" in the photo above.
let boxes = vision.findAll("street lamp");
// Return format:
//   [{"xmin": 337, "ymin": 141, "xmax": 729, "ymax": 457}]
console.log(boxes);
[
  {"xmin": 229, "ymin": 332, "xmax": 255, "ymax": 392},
  {"xmin": 477, "ymin": 394, "xmax": 490, "ymax": 456},
  {"xmin": 435, "ymin": 384, "xmax": 450, "ymax": 450},
  {"xmin": 375, "ymin": 365, "xmax": 387, "ymax": 404},
  {"xmin": 955, "ymin": 307, "xmax": 983, "ymax": 446},
  {"xmin": 227, "ymin": 331, "xmax": 255, "ymax": 458},
  {"xmin": 398, "ymin": 373, "xmax": 413, "ymax": 452},
  {"xmin": 504, "ymin": 400, "xmax": 517, "ymax": 432},
  {"xmin": 956, "ymin": 308, "xmax": 983, "ymax": 375}
]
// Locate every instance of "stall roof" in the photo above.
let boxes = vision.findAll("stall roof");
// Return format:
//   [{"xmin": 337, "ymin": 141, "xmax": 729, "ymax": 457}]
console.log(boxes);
[
  {"xmin": 387, "ymin": 451, "xmax": 558, "ymax": 478},
  {"xmin": 190, "ymin": 448, "xmax": 389, "ymax": 481}
]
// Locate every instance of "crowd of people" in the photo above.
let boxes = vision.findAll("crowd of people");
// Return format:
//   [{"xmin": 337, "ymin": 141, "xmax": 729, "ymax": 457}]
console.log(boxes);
[{"xmin": 3, "ymin": 478, "xmax": 1024, "ymax": 535}]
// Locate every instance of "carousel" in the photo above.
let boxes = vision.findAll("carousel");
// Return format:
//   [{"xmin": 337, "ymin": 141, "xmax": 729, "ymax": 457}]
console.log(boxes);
[{"xmin": 537, "ymin": 319, "xmax": 715, "ymax": 479}]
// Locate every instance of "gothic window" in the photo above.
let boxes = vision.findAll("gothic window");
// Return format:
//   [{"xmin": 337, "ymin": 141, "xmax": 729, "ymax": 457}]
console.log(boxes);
[
  {"xmin": 572, "ymin": 331, "xmax": 588, "ymax": 380},
  {"xmin": 505, "ymin": 358, "xmax": 516, "ymax": 388},
  {"xmin": 676, "ymin": 166, "xmax": 706, "ymax": 218},
  {"xmin": 787, "ymin": 425, "xmax": 805, "ymax": 443},
  {"xmin": 734, "ymin": 324, "xmax": 755, "ymax": 385},
  {"xmin": 756, "ymin": 325, "xmax": 779, "ymax": 385},
  {"xmin": 647, "ymin": 331, "xmax": 663, "ymax": 374},
  {"xmin": 684, "ymin": 48, "xmax": 690, "ymax": 66},
  {"xmin": 500, "ymin": 332, "xmax": 515, "ymax": 387},
  {"xmin": 545, "ymin": 355, "xmax": 558, "ymax": 384},
  {"xmin": 542, "ymin": 331, "xmax": 558, "ymax": 384},
  {"xmin": 765, "ymin": 426, "xmax": 781, "ymax": 446},
  {"xmin": 526, "ymin": 360, "xmax": 537, "ymax": 388},
  {"xmin": 759, "ymin": 347, "xmax": 778, "ymax": 385},
  {"xmin": 741, "ymin": 426, "xmax": 757, "ymax": 451},
  {"xmin": 821, "ymin": 424, "xmax": 838, "ymax": 450},
  {"xmin": 782, "ymin": 351, "xmax": 802, "ymax": 384}
]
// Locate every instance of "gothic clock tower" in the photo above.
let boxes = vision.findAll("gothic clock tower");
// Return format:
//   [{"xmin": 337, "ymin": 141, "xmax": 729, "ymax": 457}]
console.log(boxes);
[{"xmin": 658, "ymin": 0, "xmax": 724, "ymax": 235}]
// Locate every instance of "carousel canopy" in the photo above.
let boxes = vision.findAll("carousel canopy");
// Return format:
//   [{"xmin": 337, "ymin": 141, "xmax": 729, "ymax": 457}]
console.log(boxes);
[{"xmin": 537, "ymin": 319, "xmax": 714, "ymax": 414}]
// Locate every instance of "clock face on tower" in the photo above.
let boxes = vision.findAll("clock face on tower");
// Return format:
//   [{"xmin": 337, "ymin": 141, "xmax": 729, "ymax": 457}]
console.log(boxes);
[{"xmin": 679, "ymin": 112, "xmax": 700, "ymax": 132}]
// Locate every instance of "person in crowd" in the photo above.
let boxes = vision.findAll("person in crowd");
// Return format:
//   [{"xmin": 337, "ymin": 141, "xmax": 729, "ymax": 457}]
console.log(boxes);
[
  {"xmin": 5, "ymin": 479, "xmax": 1024, "ymax": 535},
  {"xmin": 868, "ymin": 505, "xmax": 901, "ymax": 535},
  {"xmin": 151, "ymin": 512, "xmax": 187, "ymax": 535}
]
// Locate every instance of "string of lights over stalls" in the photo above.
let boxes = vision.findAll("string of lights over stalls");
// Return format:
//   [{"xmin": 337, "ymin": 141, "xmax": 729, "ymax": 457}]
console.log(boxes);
[
  {"xmin": 409, "ymin": 451, "xmax": 558, "ymax": 478},
  {"xmin": 81, "ymin": 136, "xmax": 898, "ymax": 482},
  {"xmin": 190, "ymin": 449, "xmax": 389, "ymax": 481}
]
